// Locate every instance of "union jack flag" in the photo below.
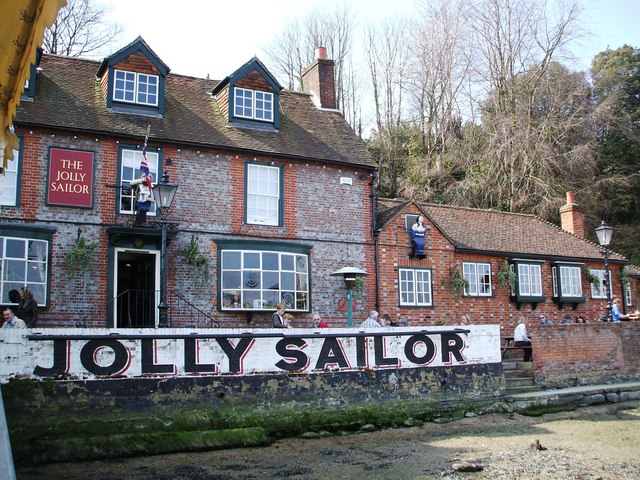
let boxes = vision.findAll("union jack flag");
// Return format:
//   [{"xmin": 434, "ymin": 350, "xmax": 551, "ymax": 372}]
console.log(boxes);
[
  {"xmin": 137, "ymin": 126, "xmax": 154, "ymax": 212},
  {"xmin": 140, "ymin": 126, "xmax": 153, "ymax": 192}
]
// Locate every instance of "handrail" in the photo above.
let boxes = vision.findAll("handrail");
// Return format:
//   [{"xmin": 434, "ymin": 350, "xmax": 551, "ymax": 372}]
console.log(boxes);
[
  {"xmin": 169, "ymin": 289, "xmax": 219, "ymax": 327},
  {"xmin": 107, "ymin": 289, "xmax": 219, "ymax": 328}
]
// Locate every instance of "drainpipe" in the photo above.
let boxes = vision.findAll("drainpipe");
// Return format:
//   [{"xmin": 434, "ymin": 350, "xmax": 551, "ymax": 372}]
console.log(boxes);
[{"xmin": 371, "ymin": 171, "xmax": 380, "ymax": 312}]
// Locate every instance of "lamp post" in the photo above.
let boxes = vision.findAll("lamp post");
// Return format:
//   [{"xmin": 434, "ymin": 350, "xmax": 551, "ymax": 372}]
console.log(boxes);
[
  {"xmin": 152, "ymin": 172, "xmax": 178, "ymax": 328},
  {"xmin": 331, "ymin": 266, "xmax": 368, "ymax": 327},
  {"xmin": 595, "ymin": 221, "xmax": 613, "ymax": 322}
]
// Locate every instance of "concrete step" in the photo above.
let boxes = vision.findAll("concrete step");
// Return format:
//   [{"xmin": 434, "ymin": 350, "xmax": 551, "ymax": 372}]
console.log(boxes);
[
  {"xmin": 506, "ymin": 384, "xmax": 540, "ymax": 394},
  {"xmin": 506, "ymin": 376, "xmax": 536, "ymax": 388},
  {"xmin": 502, "ymin": 361, "xmax": 533, "ymax": 370}
]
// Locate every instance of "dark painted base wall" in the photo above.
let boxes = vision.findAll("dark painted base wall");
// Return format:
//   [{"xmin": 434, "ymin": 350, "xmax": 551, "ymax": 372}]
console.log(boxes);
[{"xmin": 4, "ymin": 364, "xmax": 505, "ymax": 464}]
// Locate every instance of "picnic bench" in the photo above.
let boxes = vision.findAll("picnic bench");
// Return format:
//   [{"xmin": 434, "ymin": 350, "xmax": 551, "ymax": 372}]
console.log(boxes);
[{"xmin": 501, "ymin": 336, "xmax": 525, "ymax": 360}]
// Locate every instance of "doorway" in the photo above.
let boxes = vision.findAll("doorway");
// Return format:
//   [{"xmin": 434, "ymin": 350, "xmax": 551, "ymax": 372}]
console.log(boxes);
[{"xmin": 114, "ymin": 248, "xmax": 159, "ymax": 328}]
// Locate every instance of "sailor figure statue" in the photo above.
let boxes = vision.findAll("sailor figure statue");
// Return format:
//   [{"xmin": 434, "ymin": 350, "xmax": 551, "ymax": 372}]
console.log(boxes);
[
  {"xmin": 411, "ymin": 216, "xmax": 426, "ymax": 258},
  {"xmin": 130, "ymin": 173, "xmax": 155, "ymax": 225}
]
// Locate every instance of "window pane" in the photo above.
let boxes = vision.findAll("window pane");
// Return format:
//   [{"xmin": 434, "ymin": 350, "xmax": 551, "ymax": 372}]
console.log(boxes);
[
  {"xmin": 246, "ymin": 164, "xmax": 280, "ymax": 225},
  {"xmin": 243, "ymin": 252, "xmax": 260, "ymax": 269},
  {"xmin": 242, "ymin": 270, "xmax": 260, "ymax": 289},
  {"xmin": 222, "ymin": 270, "xmax": 241, "ymax": 289},
  {"xmin": 222, "ymin": 251, "xmax": 241, "ymax": 269},
  {"xmin": 1, "ymin": 148, "xmax": 19, "ymax": 206},
  {"xmin": 531, "ymin": 265, "xmax": 542, "ymax": 296},
  {"xmin": 263, "ymin": 252, "xmax": 278, "ymax": 270},
  {"xmin": 119, "ymin": 149, "xmax": 159, "ymax": 215},
  {"xmin": 281, "ymin": 254, "xmax": 294, "ymax": 271},
  {"xmin": 263, "ymin": 271, "xmax": 279, "ymax": 289},
  {"xmin": 463, "ymin": 263, "xmax": 477, "ymax": 295},
  {"xmin": 281, "ymin": 271, "xmax": 295, "ymax": 290},
  {"xmin": 6, "ymin": 239, "xmax": 25, "ymax": 258}
]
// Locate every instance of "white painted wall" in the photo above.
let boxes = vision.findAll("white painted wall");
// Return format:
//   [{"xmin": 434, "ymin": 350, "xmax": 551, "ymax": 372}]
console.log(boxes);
[{"xmin": 0, "ymin": 325, "xmax": 501, "ymax": 382}]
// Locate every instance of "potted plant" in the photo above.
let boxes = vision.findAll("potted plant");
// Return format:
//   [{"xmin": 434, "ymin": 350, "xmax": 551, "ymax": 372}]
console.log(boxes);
[
  {"xmin": 583, "ymin": 266, "xmax": 600, "ymax": 290},
  {"xmin": 183, "ymin": 237, "xmax": 210, "ymax": 283},
  {"xmin": 450, "ymin": 267, "xmax": 469, "ymax": 297},
  {"xmin": 64, "ymin": 235, "xmax": 97, "ymax": 274},
  {"xmin": 497, "ymin": 261, "xmax": 517, "ymax": 291}
]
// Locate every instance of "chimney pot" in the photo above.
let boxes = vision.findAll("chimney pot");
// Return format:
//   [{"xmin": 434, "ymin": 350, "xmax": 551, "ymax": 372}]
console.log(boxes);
[
  {"xmin": 566, "ymin": 191, "xmax": 575, "ymax": 205},
  {"xmin": 316, "ymin": 46, "xmax": 327, "ymax": 60}
]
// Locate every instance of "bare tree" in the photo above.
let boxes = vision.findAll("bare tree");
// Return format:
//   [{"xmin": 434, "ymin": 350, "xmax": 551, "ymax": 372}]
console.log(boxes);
[
  {"xmin": 459, "ymin": 0, "xmax": 585, "ymax": 213},
  {"xmin": 263, "ymin": 6, "xmax": 360, "ymax": 129},
  {"xmin": 363, "ymin": 18, "xmax": 411, "ymax": 198},
  {"xmin": 400, "ymin": 0, "xmax": 470, "ymax": 201},
  {"xmin": 43, "ymin": 0, "xmax": 123, "ymax": 57}
]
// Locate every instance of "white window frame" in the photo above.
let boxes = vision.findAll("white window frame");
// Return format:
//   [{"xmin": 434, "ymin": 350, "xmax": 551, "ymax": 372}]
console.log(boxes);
[
  {"xmin": 119, "ymin": 148, "xmax": 159, "ymax": 215},
  {"xmin": 624, "ymin": 281, "xmax": 633, "ymax": 307},
  {"xmin": 399, "ymin": 268, "xmax": 432, "ymax": 306},
  {"xmin": 517, "ymin": 263, "xmax": 542, "ymax": 296},
  {"xmin": 0, "ymin": 235, "xmax": 48, "ymax": 305},
  {"xmin": 463, "ymin": 262, "xmax": 492, "ymax": 297},
  {"xmin": 220, "ymin": 250, "xmax": 309, "ymax": 311},
  {"xmin": 558, "ymin": 265, "xmax": 583, "ymax": 298},
  {"xmin": 1, "ymin": 147, "xmax": 19, "ymax": 206},
  {"xmin": 590, "ymin": 269, "xmax": 611, "ymax": 299},
  {"xmin": 246, "ymin": 163, "xmax": 280, "ymax": 226},
  {"xmin": 113, "ymin": 69, "xmax": 159, "ymax": 106},
  {"xmin": 234, "ymin": 87, "xmax": 273, "ymax": 122}
]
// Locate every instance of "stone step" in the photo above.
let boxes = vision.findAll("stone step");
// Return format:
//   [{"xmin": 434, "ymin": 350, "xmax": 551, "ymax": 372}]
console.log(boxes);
[
  {"xmin": 502, "ymin": 361, "xmax": 533, "ymax": 370},
  {"xmin": 504, "ymin": 372, "xmax": 534, "ymax": 383},
  {"xmin": 506, "ymin": 376, "xmax": 536, "ymax": 388},
  {"xmin": 506, "ymin": 384, "xmax": 540, "ymax": 394}
]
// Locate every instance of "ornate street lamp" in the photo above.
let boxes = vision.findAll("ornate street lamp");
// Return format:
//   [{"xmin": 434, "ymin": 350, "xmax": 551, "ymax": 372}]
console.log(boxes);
[
  {"xmin": 331, "ymin": 266, "xmax": 368, "ymax": 327},
  {"xmin": 595, "ymin": 221, "xmax": 613, "ymax": 322},
  {"xmin": 152, "ymin": 172, "xmax": 178, "ymax": 328}
]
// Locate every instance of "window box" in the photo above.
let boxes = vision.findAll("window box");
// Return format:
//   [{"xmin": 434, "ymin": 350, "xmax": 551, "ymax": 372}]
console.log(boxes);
[
  {"xmin": 509, "ymin": 260, "xmax": 546, "ymax": 309},
  {"xmin": 552, "ymin": 263, "xmax": 586, "ymax": 309}
]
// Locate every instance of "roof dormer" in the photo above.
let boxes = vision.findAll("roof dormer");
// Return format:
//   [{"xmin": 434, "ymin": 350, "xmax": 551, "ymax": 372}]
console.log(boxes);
[
  {"xmin": 212, "ymin": 57, "xmax": 282, "ymax": 130},
  {"xmin": 96, "ymin": 36, "xmax": 170, "ymax": 116}
]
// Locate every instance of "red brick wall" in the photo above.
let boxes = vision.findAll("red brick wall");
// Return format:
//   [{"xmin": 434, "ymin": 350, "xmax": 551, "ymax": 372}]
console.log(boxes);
[
  {"xmin": 532, "ymin": 322, "xmax": 640, "ymax": 387},
  {"xmin": 376, "ymin": 204, "xmax": 627, "ymax": 336},
  {"xmin": 10, "ymin": 128, "xmax": 375, "ymax": 329},
  {"xmin": 236, "ymin": 70, "xmax": 273, "ymax": 91},
  {"xmin": 113, "ymin": 52, "xmax": 161, "ymax": 75}
]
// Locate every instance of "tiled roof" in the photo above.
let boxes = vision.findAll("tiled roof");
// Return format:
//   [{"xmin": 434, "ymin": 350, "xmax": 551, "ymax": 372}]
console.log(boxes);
[
  {"xmin": 15, "ymin": 54, "xmax": 375, "ymax": 168},
  {"xmin": 377, "ymin": 199, "xmax": 626, "ymax": 262}
]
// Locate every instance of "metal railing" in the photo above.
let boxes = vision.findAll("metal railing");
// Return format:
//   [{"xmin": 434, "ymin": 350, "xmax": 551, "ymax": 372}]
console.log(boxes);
[{"xmin": 107, "ymin": 289, "xmax": 219, "ymax": 328}]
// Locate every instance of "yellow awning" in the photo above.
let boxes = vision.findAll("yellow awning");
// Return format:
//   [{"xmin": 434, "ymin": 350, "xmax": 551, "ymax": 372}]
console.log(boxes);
[{"xmin": 0, "ymin": 0, "xmax": 66, "ymax": 171}]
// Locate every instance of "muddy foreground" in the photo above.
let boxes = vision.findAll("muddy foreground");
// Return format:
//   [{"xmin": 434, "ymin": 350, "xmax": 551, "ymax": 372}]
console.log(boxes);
[{"xmin": 16, "ymin": 402, "xmax": 640, "ymax": 480}]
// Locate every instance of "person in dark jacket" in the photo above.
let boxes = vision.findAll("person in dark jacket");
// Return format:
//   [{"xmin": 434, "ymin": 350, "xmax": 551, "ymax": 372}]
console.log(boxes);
[
  {"xmin": 8, "ymin": 289, "xmax": 21, "ymax": 315},
  {"xmin": 17, "ymin": 287, "xmax": 38, "ymax": 328},
  {"xmin": 272, "ymin": 303, "xmax": 287, "ymax": 328}
]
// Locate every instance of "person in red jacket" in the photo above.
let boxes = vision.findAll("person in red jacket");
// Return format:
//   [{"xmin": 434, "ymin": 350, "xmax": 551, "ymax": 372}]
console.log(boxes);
[{"xmin": 313, "ymin": 313, "xmax": 328, "ymax": 328}]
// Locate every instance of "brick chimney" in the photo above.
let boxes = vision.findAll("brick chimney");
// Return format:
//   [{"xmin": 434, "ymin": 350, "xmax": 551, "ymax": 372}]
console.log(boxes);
[
  {"xmin": 560, "ymin": 191, "xmax": 585, "ymax": 237},
  {"xmin": 301, "ymin": 46, "xmax": 336, "ymax": 109}
]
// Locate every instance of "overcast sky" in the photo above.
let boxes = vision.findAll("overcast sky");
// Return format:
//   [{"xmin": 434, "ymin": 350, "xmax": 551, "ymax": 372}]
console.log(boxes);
[{"xmin": 101, "ymin": 0, "xmax": 640, "ymax": 80}]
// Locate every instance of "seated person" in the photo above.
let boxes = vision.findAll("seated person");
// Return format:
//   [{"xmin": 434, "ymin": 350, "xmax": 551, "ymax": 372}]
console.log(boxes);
[
  {"xmin": 538, "ymin": 313, "xmax": 553, "ymax": 325},
  {"xmin": 513, "ymin": 316, "xmax": 532, "ymax": 362},
  {"xmin": 560, "ymin": 314, "xmax": 572, "ymax": 324},
  {"xmin": 611, "ymin": 298, "xmax": 630, "ymax": 322}
]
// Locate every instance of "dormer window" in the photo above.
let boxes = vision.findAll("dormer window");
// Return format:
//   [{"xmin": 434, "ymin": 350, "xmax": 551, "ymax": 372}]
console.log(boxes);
[
  {"xmin": 114, "ymin": 70, "xmax": 159, "ymax": 106},
  {"xmin": 234, "ymin": 88, "xmax": 273, "ymax": 122},
  {"xmin": 212, "ymin": 57, "xmax": 282, "ymax": 129},
  {"xmin": 97, "ymin": 37, "xmax": 169, "ymax": 115}
]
